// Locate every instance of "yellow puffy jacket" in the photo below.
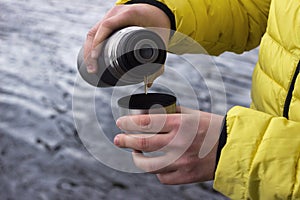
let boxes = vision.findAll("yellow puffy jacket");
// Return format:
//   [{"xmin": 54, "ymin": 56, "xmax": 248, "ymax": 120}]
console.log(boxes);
[{"xmin": 116, "ymin": 0, "xmax": 300, "ymax": 199}]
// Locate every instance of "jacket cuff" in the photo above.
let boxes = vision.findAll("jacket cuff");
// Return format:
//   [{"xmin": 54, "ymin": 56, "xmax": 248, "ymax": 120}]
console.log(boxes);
[
  {"xmin": 215, "ymin": 115, "xmax": 227, "ymax": 172},
  {"xmin": 124, "ymin": 0, "xmax": 176, "ymax": 32}
]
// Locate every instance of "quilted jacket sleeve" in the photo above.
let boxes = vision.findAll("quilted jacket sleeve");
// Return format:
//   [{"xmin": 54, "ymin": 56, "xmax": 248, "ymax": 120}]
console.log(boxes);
[
  {"xmin": 116, "ymin": 0, "xmax": 271, "ymax": 55},
  {"xmin": 214, "ymin": 106, "xmax": 300, "ymax": 199}
]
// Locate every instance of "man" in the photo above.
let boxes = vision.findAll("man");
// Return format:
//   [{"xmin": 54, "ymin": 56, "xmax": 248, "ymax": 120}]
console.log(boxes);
[{"xmin": 83, "ymin": 0, "xmax": 300, "ymax": 199}]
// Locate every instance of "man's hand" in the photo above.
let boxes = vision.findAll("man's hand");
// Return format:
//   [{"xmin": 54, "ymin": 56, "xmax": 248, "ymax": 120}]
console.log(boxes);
[
  {"xmin": 84, "ymin": 4, "xmax": 171, "ymax": 73},
  {"xmin": 114, "ymin": 107, "xmax": 224, "ymax": 184}
]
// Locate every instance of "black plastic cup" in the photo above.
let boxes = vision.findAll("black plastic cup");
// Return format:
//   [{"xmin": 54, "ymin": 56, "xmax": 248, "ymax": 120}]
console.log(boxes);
[{"xmin": 118, "ymin": 93, "xmax": 176, "ymax": 116}]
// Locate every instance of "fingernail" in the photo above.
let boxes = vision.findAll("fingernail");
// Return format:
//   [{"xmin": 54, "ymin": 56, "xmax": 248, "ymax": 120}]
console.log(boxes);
[
  {"xmin": 87, "ymin": 65, "xmax": 95, "ymax": 73},
  {"xmin": 91, "ymin": 50, "xmax": 97, "ymax": 59},
  {"xmin": 114, "ymin": 135, "xmax": 120, "ymax": 146},
  {"xmin": 116, "ymin": 117, "xmax": 123, "ymax": 128}
]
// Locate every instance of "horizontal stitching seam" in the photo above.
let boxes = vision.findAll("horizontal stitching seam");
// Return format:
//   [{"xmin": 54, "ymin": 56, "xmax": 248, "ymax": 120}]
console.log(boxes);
[
  {"xmin": 266, "ymin": 32, "xmax": 300, "ymax": 60},
  {"xmin": 256, "ymin": 61, "xmax": 287, "ymax": 91}
]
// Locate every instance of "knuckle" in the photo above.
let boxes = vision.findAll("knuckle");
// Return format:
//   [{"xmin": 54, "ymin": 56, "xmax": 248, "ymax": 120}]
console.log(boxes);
[
  {"xmin": 87, "ymin": 28, "xmax": 97, "ymax": 38},
  {"xmin": 170, "ymin": 116, "xmax": 181, "ymax": 130},
  {"xmin": 100, "ymin": 19, "xmax": 114, "ymax": 29},
  {"xmin": 122, "ymin": 6, "xmax": 139, "ymax": 18},
  {"xmin": 116, "ymin": 134, "xmax": 125, "ymax": 147},
  {"xmin": 137, "ymin": 137, "xmax": 149, "ymax": 150},
  {"xmin": 179, "ymin": 156, "xmax": 191, "ymax": 167},
  {"xmin": 138, "ymin": 116, "xmax": 151, "ymax": 128},
  {"xmin": 179, "ymin": 155, "xmax": 198, "ymax": 171}
]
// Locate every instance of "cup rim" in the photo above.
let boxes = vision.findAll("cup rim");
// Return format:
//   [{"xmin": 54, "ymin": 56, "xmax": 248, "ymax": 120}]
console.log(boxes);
[{"xmin": 118, "ymin": 93, "xmax": 176, "ymax": 110}]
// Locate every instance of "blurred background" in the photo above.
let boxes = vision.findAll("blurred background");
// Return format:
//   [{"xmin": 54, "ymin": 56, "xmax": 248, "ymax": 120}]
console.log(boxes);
[{"xmin": 0, "ymin": 0, "xmax": 257, "ymax": 199}]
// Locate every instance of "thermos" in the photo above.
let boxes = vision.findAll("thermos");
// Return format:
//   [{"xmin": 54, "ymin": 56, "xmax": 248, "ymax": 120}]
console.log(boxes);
[{"xmin": 77, "ymin": 26, "xmax": 167, "ymax": 87}]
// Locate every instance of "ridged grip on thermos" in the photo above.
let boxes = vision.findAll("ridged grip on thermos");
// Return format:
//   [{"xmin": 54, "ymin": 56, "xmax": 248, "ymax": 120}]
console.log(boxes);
[{"xmin": 77, "ymin": 27, "xmax": 167, "ymax": 87}]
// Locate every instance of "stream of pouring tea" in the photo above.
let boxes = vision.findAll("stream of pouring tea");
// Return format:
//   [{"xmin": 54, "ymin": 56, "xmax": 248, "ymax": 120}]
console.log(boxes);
[{"xmin": 144, "ymin": 76, "xmax": 149, "ymax": 94}]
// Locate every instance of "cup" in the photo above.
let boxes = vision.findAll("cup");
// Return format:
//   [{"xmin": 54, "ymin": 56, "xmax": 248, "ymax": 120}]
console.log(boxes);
[{"xmin": 118, "ymin": 93, "xmax": 176, "ymax": 116}]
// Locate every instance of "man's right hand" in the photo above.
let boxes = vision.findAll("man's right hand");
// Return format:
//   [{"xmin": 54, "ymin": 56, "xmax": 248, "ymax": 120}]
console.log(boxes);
[{"xmin": 84, "ymin": 3, "xmax": 171, "ymax": 73}]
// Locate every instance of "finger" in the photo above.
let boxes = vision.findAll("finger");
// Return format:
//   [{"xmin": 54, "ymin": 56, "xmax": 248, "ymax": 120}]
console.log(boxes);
[
  {"xmin": 114, "ymin": 133, "xmax": 172, "ymax": 152},
  {"xmin": 85, "ymin": 14, "xmax": 131, "ymax": 73},
  {"xmin": 156, "ymin": 171, "xmax": 191, "ymax": 185},
  {"xmin": 83, "ymin": 6, "xmax": 124, "ymax": 59},
  {"xmin": 84, "ymin": 21, "xmax": 101, "ymax": 60},
  {"xmin": 91, "ymin": 12, "xmax": 141, "ymax": 50},
  {"xmin": 116, "ymin": 114, "xmax": 182, "ymax": 133},
  {"xmin": 83, "ymin": 21, "xmax": 101, "ymax": 73},
  {"xmin": 83, "ymin": 6, "xmax": 126, "ymax": 73},
  {"xmin": 157, "ymin": 172, "xmax": 178, "ymax": 185},
  {"xmin": 84, "ymin": 13, "xmax": 138, "ymax": 73},
  {"xmin": 132, "ymin": 151, "xmax": 177, "ymax": 173},
  {"xmin": 84, "ymin": 44, "xmax": 102, "ymax": 73},
  {"xmin": 85, "ymin": 15, "xmax": 133, "ymax": 73},
  {"xmin": 177, "ymin": 106, "xmax": 200, "ymax": 114}
]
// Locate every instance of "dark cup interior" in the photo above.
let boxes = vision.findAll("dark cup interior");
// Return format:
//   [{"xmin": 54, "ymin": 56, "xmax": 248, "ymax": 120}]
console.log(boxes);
[{"xmin": 118, "ymin": 93, "xmax": 176, "ymax": 110}]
